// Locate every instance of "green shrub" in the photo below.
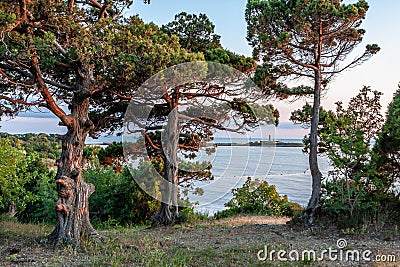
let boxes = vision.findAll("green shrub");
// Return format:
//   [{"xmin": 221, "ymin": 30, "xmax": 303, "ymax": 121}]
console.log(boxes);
[
  {"xmin": 215, "ymin": 177, "xmax": 301, "ymax": 219},
  {"xmin": 84, "ymin": 166, "xmax": 160, "ymax": 228},
  {"xmin": 18, "ymin": 154, "xmax": 57, "ymax": 224},
  {"xmin": 176, "ymin": 207, "xmax": 209, "ymax": 225},
  {"xmin": 0, "ymin": 137, "xmax": 57, "ymax": 223},
  {"xmin": 0, "ymin": 139, "xmax": 38, "ymax": 214},
  {"xmin": 322, "ymin": 178, "xmax": 377, "ymax": 228},
  {"xmin": 322, "ymin": 177, "xmax": 400, "ymax": 229},
  {"xmin": 316, "ymin": 88, "xmax": 400, "ymax": 228}
]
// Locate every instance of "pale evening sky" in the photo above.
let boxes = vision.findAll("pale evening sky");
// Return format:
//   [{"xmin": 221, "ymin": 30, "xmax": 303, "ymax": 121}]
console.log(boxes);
[{"xmin": 1, "ymin": 0, "xmax": 399, "ymax": 139}]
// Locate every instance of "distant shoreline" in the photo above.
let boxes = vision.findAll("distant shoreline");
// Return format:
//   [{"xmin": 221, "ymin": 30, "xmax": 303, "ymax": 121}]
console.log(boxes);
[
  {"xmin": 85, "ymin": 140, "xmax": 305, "ymax": 147},
  {"xmin": 212, "ymin": 141, "xmax": 304, "ymax": 147}
]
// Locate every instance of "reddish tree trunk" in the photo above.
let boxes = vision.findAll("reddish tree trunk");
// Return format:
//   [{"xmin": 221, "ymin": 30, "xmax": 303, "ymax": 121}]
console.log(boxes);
[{"xmin": 48, "ymin": 97, "xmax": 100, "ymax": 248}]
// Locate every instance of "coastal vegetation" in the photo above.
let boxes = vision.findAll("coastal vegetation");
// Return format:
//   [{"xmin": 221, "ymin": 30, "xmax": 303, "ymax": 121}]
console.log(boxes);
[
  {"xmin": 0, "ymin": 0, "xmax": 399, "ymax": 265},
  {"xmin": 292, "ymin": 86, "xmax": 400, "ymax": 229},
  {"xmin": 246, "ymin": 0, "xmax": 380, "ymax": 225},
  {"xmin": 1, "ymin": 86, "xmax": 398, "ymax": 230},
  {"xmin": 214, "ymin": 177, "xmax": 302, "ymax": 219}
]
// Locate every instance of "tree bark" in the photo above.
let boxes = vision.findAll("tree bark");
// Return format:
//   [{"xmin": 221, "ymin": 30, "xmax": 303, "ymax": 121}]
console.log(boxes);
[
  {"xmin": 151, "ymin": 107, "xmax": 179, "ymax": 226},
  {"xmin": 48, "ymin": 92, "xmax": 100, "ymax": 248},
  {"xmin": 7, "ymin": 201, "xmax": 16, "ymax": 217},
  {"xmin": 304, "ymin": 69, "xmax": 323, "ymax": 225}
]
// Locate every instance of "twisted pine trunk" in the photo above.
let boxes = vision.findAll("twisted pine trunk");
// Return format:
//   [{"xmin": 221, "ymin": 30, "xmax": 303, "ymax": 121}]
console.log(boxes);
[
  {"xmin": 48, "ymin": 96, "xmax": 100, "ymax": 248},
  {"xmin": 151, "ymin": 107, "xmax": 180, "ymax": 226},
  {"xmin": 304, "ymin": 69, "xmax": 323, "ymax": 225}
]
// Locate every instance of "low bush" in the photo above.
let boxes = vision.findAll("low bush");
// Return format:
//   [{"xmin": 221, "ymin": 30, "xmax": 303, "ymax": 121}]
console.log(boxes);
[
  {"xmin": 321, "ymin": 177, "xmax": 400, "ymax": 229},
  {"xmin": 0, "ymin": 138, "xmax": 57, "ymax": 223},
  {"xmin": 176, "ymin": 207, "xmax": 209, "ymax": 225},
  {"xmin": 84, "ymin": 166, "xmax": 160, "ymax": 228},
  {"xmin": 215, "ymin": 177, "xmax": 302, "ymax": 219}
]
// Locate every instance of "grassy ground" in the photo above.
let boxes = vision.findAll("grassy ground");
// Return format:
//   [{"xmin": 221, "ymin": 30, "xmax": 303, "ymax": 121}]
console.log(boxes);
[{"xmin": 1, "ymin": 216, "xmax": 400, "ymax": 266}]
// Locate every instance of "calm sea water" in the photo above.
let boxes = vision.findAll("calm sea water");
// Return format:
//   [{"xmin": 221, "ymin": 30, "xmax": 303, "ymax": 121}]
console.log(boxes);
[
  {"xmin": 88, "ymin": 136, "xmax": 331, "ymax": 215},
  {"xmin": 188, "ymin": 139, "xmax": 331, "ymax": 215}
]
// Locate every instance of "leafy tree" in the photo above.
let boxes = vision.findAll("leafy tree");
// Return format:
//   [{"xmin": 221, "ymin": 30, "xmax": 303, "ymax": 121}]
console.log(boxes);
[
  {"xmin": 320, "ymin": 88, "xmax": 383, "ymax": 220},
  {"xmin": 246, "ymin": 0, "xmax": 380, "ymax": 224},
  {"xmin": 0, "ymin": 138, "xmax": 35, "ymax": 214},
  {"xmin": 0, "ymin": 137, "xmax": 57, "ymax": 221},
  {"xmin": 0, "ymin": 0, "xmax": 201, "ymax": 247},
  {"xmin": 98, "ymin": 142, "xmax": 124, "ymax": 171},
  {"xmin": 204, "ymin": 48, "xmax": 258, "ymax": 74},
  {"xmin": 0, "ymin": 133, "xmax": 61, "ymax": 223},
  {"xmin": 372, "ymin": 86, "xmax": 400, "ymax": 195},
  {"xmin": 292, "ymin": 87, "xmax": 385, "ymax": 226},
  {"xmin": 0, "ymin": 133, "xmax": 61, "ymax": 159},
  {"xmin": 162, "ymin": 12, "xmax": 222, "ymax": 53},
  {"xmin": 83, "ymin": 143, "xmax": 124, "ymax": 171},
  {"xmin": 0, "ymin": 133, "xmax": 59, "ymax": 222},
  {"xmin": 291, "ymin": 103, "xmax": 335, "ymax": 154},
  {"xmin": 291, "ymin": 86, "xmax": 382, "ymax": 156},
  {"xmin": 82, "ymin": 145, "xmax": 101, "ymax": 169}
]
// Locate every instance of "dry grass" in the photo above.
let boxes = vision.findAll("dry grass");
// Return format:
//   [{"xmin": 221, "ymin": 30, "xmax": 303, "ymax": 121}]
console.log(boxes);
[
  {"xmin": 1, "ymin": 216, "xmax": 400, "ymax": 266},
  {"xmin": 213, "ymin": 215, "xmax": 291, "ymax": 227}
]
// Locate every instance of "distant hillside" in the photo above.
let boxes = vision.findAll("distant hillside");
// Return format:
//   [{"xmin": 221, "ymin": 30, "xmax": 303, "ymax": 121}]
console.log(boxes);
[{"xmin": 0, "ymin": 132, "xmax": 61, "ymax": 160}]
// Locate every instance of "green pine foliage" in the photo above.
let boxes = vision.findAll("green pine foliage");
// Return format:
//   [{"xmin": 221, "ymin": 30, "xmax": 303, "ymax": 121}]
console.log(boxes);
[
  {"xmin": 319, "ymin": 88, "xmax": 400, "ymax": 227},
  {"xmin": 292, "ymin": 87, "xmax": 400, "ymax": 228},
  {"xmin": 372, "ymin": 87, "xmax": 400, "ymax": 195},
  {"xmin": 162, "ymin": 12, "xmax": 257, "ymax": 74},
  {"xmin": 162, "ymin": 12, "xmax": 222, "ymax": 53}
]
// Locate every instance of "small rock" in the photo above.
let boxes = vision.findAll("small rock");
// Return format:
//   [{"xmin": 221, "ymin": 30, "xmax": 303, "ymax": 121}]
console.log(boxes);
[{"xmin": 8, "ymin": 246, "xmax": 20, "ymax": 255}]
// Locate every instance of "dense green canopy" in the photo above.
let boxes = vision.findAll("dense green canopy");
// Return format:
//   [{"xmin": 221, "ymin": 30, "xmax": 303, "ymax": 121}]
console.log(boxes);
[
  {"xmin": 0, "ymin": 0, "xmax": 202, "ymax": 135},
  {"xmin": 372, "ymin": 87, "xmax": 400, "ymax": 193}
]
